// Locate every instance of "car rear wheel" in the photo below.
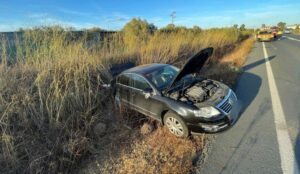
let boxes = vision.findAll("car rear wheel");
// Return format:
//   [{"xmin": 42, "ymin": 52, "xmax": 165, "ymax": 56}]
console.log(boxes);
[{"xmin": 163, "ymin": 112, "xmax": 189, "ymax": 138}]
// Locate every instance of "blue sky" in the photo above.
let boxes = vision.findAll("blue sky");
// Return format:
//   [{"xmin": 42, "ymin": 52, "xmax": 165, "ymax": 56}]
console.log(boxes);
[{"xmin": 0, "ymin": 0, "xmax": 299, "ymax": 31}]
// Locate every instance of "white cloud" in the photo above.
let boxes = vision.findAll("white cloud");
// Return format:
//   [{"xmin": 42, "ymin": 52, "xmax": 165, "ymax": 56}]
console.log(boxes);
[
  {"xmin": 105, "ymin": 12, "xmax": 130, "ymax": 23},
  {"xmin": 36, "ymin": 17, "xmax": 97, "ymax": 29},
  {"xmin": 58, "ymin": 8, "xmax": 92, "ymax": 17},
  {"xmin": 28, "ymin": 13, "xmax": 48, "ymax": 19},
  {"xmin": 105, "ymin": 17, "xmax": 128, "ymax": 23}
]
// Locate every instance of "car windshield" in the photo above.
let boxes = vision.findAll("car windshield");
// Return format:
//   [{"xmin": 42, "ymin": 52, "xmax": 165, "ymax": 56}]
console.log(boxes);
[
  {"xmin": 145, "ymin": 65, "xmax": 179, "ymax": 90},
  {"xmin": 259, "ymin": 31, "xmax": 271, "ymax": 34}
]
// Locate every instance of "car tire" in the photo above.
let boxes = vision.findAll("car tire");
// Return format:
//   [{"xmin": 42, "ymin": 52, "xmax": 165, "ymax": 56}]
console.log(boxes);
[{"xmin": 163, "ymin": 112, "xmax": 189, "ymax": 138}]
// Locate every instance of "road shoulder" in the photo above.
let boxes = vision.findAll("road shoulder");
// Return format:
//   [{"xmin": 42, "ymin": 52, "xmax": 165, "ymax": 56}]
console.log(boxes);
[{"xmin": 197, "ymin": 42, "xmax": 282, "ymax": 174}]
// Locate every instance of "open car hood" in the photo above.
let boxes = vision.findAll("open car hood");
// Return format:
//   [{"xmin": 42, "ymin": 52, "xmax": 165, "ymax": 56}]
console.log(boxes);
[{"xmin": 168, "ymin": 47, "xmax": 213, "ymax": 89}]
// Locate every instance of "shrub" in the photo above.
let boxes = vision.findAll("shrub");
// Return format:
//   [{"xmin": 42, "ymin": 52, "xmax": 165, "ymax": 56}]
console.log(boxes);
[{"xmin": 122, "ymin": 18, "xmax": 157, "ymax": 51}]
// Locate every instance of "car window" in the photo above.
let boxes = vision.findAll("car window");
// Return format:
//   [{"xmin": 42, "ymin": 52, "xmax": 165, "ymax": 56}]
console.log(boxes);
[
  {"xmin": 259, "ymin": 31, "xmax": 272, "ymax": 34},
  {"xmin": 117, "ymin": 74, "xmax": 131, "ymax": 86},
  {"xmin": 132, "ymin": 75, "xmax": 151, "ymax": 90}
]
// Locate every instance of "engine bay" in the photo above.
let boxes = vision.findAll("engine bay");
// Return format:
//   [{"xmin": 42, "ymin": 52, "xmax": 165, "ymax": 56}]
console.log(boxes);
[{"xmin": 169, "ymin": 79, "xmax": 220, "ymax": 104}]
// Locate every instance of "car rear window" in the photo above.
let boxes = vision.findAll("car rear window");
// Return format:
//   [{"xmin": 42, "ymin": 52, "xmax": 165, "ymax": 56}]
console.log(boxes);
[
  {"xmin": 117, "ymin": 74, "xmax": 131, "ymax": 86},
  {"xmin": 259, "ymin": 31, "xmax": 271, "ymax": 34}
]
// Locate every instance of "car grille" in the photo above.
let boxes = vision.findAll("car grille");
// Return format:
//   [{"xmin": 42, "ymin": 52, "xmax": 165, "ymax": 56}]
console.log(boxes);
[{"xmin": 217, "ymin": 90, "xmax": 237, "ymax": 114}]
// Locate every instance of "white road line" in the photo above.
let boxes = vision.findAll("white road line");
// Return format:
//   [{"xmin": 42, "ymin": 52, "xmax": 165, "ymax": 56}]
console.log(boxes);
[
  {"xmin": 286, "ymin": 36, "xmax": 300, "ymax": 42},
  {"xmin": 262, "ymin": 42, "xmax": 299, "ymax": 174}
]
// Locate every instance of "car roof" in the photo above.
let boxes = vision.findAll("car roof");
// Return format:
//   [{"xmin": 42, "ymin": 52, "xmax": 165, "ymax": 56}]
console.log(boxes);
[{"xmin": 122, "ymin": 63, "xmax": 168, "ymax": 75}]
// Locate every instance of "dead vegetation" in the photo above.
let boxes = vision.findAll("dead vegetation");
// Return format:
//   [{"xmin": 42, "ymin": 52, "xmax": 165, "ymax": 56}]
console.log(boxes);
[
  {"xmin": 221, "ymin": 37, "xmax": 255, "ymax": 67},
  {"xmin": 0, "ymin": 20, "xmax": 254, "ymax": 174},
  {"xmin": 107, "ymin": 127, "xmax": 206, "ymax": 174}
]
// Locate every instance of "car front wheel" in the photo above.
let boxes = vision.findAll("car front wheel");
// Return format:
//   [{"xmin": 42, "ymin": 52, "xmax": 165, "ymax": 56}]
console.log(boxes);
[{"xmin": 164, "ymin": 112, "xmax": 189, "ymax": 138}]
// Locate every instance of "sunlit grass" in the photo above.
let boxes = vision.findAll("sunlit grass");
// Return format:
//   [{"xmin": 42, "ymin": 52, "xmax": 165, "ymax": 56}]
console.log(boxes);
[{"xmin": 0, "ymin": 25, "xmax": 253, "ymax": 173}]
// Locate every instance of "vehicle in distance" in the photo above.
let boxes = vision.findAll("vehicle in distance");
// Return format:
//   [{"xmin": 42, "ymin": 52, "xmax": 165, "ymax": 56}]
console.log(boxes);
[
  {"xmin": 256, "ymin": 31, "xmax": 274, "ymax": 42},
  {"xmin": 276, "ymin": 30, "xmax": 283, "ymax": 37},
  {"xmin": 112, "ymin": 48, "xmax": 241, "ymax": 137},
  {"xmin": 284, "ymin": 29, "xmax": 292, "ymax": 34}
]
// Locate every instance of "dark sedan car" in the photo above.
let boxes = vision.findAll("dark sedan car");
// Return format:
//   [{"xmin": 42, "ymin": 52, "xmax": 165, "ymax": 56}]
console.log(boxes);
[{"xmin": 112, "ymin": 48, "xmax": 241, "ymax": 137}]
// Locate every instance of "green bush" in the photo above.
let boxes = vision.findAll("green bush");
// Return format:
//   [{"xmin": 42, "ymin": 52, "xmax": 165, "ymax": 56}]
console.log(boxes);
[{"xmin": 122, "ymin": 18, "xmax": 156, "ymax": 51}]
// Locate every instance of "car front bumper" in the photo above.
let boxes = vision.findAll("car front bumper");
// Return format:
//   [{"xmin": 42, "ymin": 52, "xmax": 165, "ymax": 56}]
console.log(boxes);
[
  {"xmin": 257, "ymin": 38, "xmax": 274, "ymax": 42},
  {"xmin": 188, "ymin": 100, "xmax": 241, "ymax": 134}
]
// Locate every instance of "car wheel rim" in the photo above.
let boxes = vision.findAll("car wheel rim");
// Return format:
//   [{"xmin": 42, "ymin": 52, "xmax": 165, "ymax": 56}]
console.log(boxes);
[{"xmin": 165, "ymin": 117, "xmax": 184, "ymax": 137}]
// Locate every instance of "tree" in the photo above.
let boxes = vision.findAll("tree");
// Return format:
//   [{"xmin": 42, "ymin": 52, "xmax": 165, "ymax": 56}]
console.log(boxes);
[
  {"xmin": 158, "ymin": 24, "xmax": 189, "ymax": 33},
  {"xmin": 158, "ymin": 24, "xmax": 176, "ymax": 32},
  {"xmin": 295, "ymin": 25, "xmax": 300, "ymax": 34},
  {"xmin": 192, "ymin": 25, "xmax": 202, "ymax": 33},
  {"xmin": 85, "ymin": 27, "xmax": 104, "ymax": 33},
  {"xmin": 18, "ymin": 28, "xmax": 25, "ymax": 32},
  {"xmin": 192, "ymin": 25, "xmax": 201, "ymax": 30},
  {"xmin": 277, "ymin": 22, "xmax": 286, "ymax": 30},
  {"xmin": 261, "ymin": 24, "xmax": 266, "ymax": 28},
  {"xmin": 233, "ymin": 24, "xmax": 238, "ymax": 29},
  {"xmin": 240, "ymin": 24, "xmax": 246, "ymax": 31},
  {"xmin": 122, "ymin": 18, "xmax": 157, "ymax": 50},
  {"xmin": 165, "ymin": 24, "xmax": 176, "ymax": 30}
]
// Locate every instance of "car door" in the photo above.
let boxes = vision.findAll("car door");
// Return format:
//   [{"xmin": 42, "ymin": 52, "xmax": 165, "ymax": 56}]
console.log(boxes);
[
  {"xmin": 131, "ymin": 74, "xmax": 163, "ymax": 120},
  {"xmin": 116, "ymin": 74, "xmax": 133, "ymax": 106}
]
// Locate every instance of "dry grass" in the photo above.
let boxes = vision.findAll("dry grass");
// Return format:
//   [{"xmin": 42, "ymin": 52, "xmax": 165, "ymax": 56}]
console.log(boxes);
[
  {"xmin": 220, "ymin": 37, "xmax": 255, "ymax": 67},
  {"xmin": 140, "ymin": 28, "xmax": 241, "ymax": 66},
  {"xmin": 0, "ymin": 24, "xmax": 253, "ymax": 174},
  {"xmin": 0, "ymin": 56, "xmax": 112, "ymax": 174},
  {"xmin": 0, "ymin": 28, "xmax": 114, "ymax": 173},
  {"xmin": 100, "ymin": 126, "xmax": 207, "ymax": 174}
]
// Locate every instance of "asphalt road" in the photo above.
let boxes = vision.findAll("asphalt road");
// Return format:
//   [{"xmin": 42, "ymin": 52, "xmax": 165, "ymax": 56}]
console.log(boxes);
[{"xmin": 198, "ymin": 34, "xmax": 300, "ymax": 174}]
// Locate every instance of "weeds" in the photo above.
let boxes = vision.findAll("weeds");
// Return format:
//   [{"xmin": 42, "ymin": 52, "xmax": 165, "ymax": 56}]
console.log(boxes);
[
  {"xmin": 108, "ymin": 127, "xmax": 205, "ymax": 174},
  {"xmin": 0, "ymin": 22, "xmax": 253, "ymax": 173},
  {"xmin": 221, "ymin": 37, "xmax": 254, "ymax": 67}
]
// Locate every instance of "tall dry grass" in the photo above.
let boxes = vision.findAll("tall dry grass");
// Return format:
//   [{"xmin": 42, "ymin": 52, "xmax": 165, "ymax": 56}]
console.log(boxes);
[
  {"xmin": 221, "ymin": 37, "xmax": 254, "ymax": 67},
  {"xmin": 0, "ymin": 25, "xmax": 253, "ymax": 173},
  {"xmin": 139, "ymin": 28, "xmax": 241, "ymax": 65},
  {"xmin": 99, "ymin": 126, "xmax": 207, "ymax": 174}
]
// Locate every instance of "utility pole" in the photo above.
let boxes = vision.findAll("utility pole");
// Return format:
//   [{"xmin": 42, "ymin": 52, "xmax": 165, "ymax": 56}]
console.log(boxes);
[{"xmin": 170, "ymin": 11, "xmax": 176, "ymax": 25}]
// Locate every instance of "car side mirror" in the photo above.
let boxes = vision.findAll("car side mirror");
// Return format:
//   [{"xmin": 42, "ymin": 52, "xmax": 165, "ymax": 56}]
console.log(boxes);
[{"xmin": 143, "ymin": 88, "xmax": 153, "ymax": 99}]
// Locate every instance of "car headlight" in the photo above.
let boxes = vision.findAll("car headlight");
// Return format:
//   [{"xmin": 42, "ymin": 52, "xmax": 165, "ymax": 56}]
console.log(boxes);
[{"xmin": 193, "ymin": 106, "xmax": 220, "ymax": 118}]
